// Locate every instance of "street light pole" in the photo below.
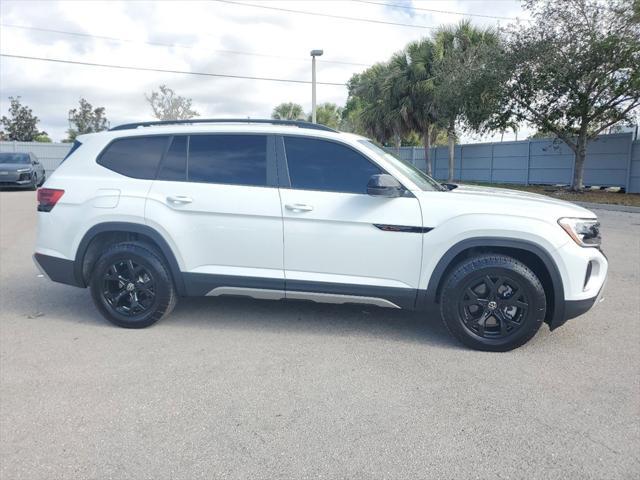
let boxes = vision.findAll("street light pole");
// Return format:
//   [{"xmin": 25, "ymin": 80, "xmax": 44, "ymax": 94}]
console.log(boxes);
[{"xmin": 310, "ymin": 49, "xmax": 323, "ymax": 123}]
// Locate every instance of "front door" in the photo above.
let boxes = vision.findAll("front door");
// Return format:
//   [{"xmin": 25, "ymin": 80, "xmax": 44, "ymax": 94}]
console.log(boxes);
[{"xmin": 278, "ymin": 135, "xmax": 423, "ymax": 308}]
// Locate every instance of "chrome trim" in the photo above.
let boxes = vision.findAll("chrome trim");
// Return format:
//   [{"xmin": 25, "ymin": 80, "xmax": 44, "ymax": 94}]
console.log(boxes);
[
  {"xmin": 206, "ymin": 286, "xmax": 285, "ymax": 300},
  {"xmin": 286, "ymin": 291, "xmax": 401, "ymax": 309},
  {"xmin": 205, "ymin": 286, "xmax": 401, "ymax": 308}
]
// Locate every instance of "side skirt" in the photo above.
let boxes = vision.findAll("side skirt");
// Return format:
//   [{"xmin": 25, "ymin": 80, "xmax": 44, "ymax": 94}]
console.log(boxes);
[{"xmin": 183, "ymin": 273, "xmax": 417, "ymax": 310}]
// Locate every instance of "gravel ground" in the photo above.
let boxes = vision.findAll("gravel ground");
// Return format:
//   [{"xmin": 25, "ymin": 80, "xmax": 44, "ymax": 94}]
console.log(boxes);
[{"xmin": 1, "ymin": 190, "xmax": 639, "ymax": 479}]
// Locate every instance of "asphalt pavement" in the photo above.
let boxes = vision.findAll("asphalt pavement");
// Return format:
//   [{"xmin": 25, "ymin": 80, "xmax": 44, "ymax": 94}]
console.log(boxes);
[{"xmin": 1, "ymin": 190, "xmax": 638, "ymax": 479}]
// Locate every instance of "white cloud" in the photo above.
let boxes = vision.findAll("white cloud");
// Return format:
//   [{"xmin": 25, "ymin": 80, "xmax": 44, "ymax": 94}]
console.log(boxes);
[{"xmin": 0, "ymin": 0, "xmax": 529, "ymax": 142}]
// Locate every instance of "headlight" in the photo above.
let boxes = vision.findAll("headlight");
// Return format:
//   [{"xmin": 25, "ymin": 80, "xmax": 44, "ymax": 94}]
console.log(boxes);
[
  {"xmin": 558, "ymin": 217, "xmax": 601, "ymax": 247},
  {"xmin": 16, "ymin": 168, "xmax": 32, "ymax": 173}
]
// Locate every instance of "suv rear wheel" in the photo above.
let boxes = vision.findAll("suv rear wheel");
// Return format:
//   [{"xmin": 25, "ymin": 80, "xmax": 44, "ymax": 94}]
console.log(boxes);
[
  {"xmin": 440, "ymin": 254, "xmax": 546, "ymax": 351},
  {"xmin": 90, "ymin": 242, "xmax": 177, "ymax": 328}
]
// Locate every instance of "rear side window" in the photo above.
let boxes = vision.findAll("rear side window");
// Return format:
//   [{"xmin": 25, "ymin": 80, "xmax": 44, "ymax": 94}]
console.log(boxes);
[
  {"xmin": 98, "ymin": 136, "xmax": 169, "ymax": 179},
  {"xmin": 284, "ymin": 136, "xmax": 381, "ymax": 194},
  {"xmin": 188, "ymin": 134, "xmax": 267, "ymax": 186},
  {"xmin": 158, "ymin": 136, "xmax": 187, "ymax": 181}
]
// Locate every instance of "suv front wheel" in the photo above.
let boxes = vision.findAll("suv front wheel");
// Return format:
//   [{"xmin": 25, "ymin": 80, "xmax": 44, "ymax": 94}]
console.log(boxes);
[
  {"xmin": 90, "ymin": 242, "xmax": 177, "ymax": 328},
  {"xmin": 440, "ymin": 254, "xmax": 546, "ymax": 351}
]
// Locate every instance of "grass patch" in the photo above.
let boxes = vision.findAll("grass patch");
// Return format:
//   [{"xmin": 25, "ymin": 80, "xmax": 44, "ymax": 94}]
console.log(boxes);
[{"xmin": 463, "ymin": 183, "xmax": 640, "ymax": 207}]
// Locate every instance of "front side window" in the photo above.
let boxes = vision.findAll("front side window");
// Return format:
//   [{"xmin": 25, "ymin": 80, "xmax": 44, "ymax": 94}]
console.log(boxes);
[
  {"xmin": 188, "ymin": 134, "xmax": 267, "ymax": 186},
  {"xmin": 98, "ymin": 136, "xmax": 169, "ymax": 179},
  {"xmin": 284, "ymin": 136, "xmax": 381, "ymax": 194}
]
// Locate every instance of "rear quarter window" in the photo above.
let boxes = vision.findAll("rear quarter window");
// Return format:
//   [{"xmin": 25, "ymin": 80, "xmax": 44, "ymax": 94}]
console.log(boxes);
[{"xmin": 97, "ymin": 136, "xmax": 169, "ymax": 179}]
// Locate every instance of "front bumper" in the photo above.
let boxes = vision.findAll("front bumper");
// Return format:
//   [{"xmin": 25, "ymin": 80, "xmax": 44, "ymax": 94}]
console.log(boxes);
[{"xmin": 564, "ymin": 281, "xmax": 605, "ymax": 322}]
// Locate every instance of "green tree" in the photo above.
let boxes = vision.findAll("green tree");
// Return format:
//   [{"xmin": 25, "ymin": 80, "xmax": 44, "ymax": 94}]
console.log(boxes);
[
  {"xmin": 271, "ymin": 102, "xmax": 305, "ymax": 120},
  {"xmin": 387, "ymin": 39, "xmax": 439, "ymax": 174},
  {"xmin": 34, "ymin": 133, "xmax": 52, "ymax": 143},
  {"xmin": 307, "ymin": 102, "xmax": 343, "ymax": 129},
  {"xmin": 145, "ymin": 85, "xmax": 199, "ymax": 121},
  {"xmin": 493, "ymin": 0, "xmax": 640, "ymax": 191},
  {"xmin": 347, "ymin": 63, "xmax": 405, "ymax": 148},
  {"xmin": 66, "ymin": 98, "xmax": 109, "ymax": 142},
  {"xmin": 0, "ymin": 97, "xmax": 47, "ymax": 141},
  {"xmin": 433, "ymin": 21, "xmax": 500, "ymax": 182}
]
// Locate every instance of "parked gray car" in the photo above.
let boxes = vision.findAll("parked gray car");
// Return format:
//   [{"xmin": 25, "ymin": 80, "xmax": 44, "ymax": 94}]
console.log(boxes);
[{"xmin": 0, "ymin": 152, "xmax": 46, "ymax": 189}]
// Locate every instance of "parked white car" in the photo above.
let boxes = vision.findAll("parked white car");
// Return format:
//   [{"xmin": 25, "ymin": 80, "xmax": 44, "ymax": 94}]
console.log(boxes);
[{"xmin": 33, "ymin": 119, "xmax": 607, "ymax": 351}]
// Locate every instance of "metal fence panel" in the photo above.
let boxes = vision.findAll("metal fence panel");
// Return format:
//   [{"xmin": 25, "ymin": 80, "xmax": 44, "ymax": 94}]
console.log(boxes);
[{"xmin": 394, "ymin": 132, "xmax": 639, "ymax": 192}]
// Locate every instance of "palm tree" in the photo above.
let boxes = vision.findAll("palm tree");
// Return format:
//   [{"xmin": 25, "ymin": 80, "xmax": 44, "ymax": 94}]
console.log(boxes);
[
  {"xmin": 307, "ymin": 103, "xmax": 343, "ymax": 130},
  {"xmin": 433, "ymin": 21, "xmax": 499, "ymax": 182},
  {"xmin": 271, "ymin": 102, "xmax": 306, "ymax": 120},
  {"xmin": 349, "ymin": 63, "xmax": 404, "ymax": 146},
  {"xmin": 387, "ymin": 39, "xmax": 439, "ymax": 175}
]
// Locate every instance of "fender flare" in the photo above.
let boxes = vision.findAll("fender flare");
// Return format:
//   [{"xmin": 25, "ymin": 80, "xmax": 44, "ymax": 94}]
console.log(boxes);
[
  {"xmin": 416, "ymin": 237, "xmax": 565, "ymax": 328},
  {"xmin": 73, "ymin": 222, "xmax": 185, "ymax": 295}
]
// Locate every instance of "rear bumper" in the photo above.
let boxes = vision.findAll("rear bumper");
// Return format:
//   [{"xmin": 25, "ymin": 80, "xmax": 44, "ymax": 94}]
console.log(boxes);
[{"xmin": 33, "ymin": 253, "xmax": 83, "ymax": 287}]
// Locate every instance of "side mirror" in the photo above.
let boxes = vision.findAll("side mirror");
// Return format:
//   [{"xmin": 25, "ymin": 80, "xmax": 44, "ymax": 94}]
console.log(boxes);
[
  {"xmin": 367, "ymin": 174, "xmax": 404, "ymax": 198},
  {"xmin": 442, "ymin": 183, "xmax": 458, "ymax": 191}
]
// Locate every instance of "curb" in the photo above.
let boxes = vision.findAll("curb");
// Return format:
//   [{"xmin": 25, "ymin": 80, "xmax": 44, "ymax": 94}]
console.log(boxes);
[{"xmin": 575, "ymin": 201, "xmax": 640, "ymax": 214}]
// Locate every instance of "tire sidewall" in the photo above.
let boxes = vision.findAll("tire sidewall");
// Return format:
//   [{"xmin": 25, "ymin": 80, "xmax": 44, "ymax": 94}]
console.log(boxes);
[
  {"xmin": 441, "ymin": 256, "xmax": 546, "ymax": 351},
  {"xmin": 90, "ymin": 244, "xmax": 174, "ymax": 328}
]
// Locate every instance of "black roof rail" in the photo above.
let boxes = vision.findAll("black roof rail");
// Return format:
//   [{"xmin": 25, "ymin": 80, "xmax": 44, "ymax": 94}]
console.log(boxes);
[{"xmin": 109, "ymin": 118, "xmax": 338, "ymax": 133}]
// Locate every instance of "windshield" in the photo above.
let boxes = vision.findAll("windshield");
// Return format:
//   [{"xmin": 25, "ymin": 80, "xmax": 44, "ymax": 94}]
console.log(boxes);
[
  {"xmin": 0, "ymin": 153, "xmax": 30, "ymax": 164},
  {"xmin": 358, "ymin": 140, "xmax": 445, "ymax": 191}
]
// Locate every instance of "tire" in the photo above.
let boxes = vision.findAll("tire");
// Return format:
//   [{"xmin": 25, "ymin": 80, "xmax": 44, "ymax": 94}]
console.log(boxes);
[
  {"xmin": 29, "ymin": 174, "xmax": 38, "ymax": 190},
  {"xmin": 440, "ymin": 254, "xmax": 546, "ymax": 352},
  {"xmin": 38, "ymin": 174, "xmax": 45, "ymax": 187},
  {"xmin": 90, "ymin": 242, "xmax": 177, "ymax": 328}
]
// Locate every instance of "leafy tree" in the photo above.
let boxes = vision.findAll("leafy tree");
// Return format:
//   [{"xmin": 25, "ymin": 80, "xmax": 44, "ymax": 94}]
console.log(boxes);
[
  {"xmin": 492, "ymin": 0, "xmax": 640, "ymax": 191},
  {"xmin": 387, "ymin": 39, "xmax": 439, "ymax": 174},
  {"xmin": 145, "ymin": 85, "xmax": 199, "ymax": 121},
  {"xmin": 0, "ymin": 97, "xmax": 47, "ymax": 141},
  {"xmin": 433, "ymin": 21, "xmax": 500, "ymax": 182},
  {"xmin": 34, "ymin": 134, "xmax": 52, "ymax": 143},
  {"xmin": 307, "ymin": 102, "xmax": 342, "ymax": 129},
  {"xmin": 66, "ymin": 98, "xmax": 109, "ymax": 142},
  {"xmin": 271, "ymin": 102, "xmax": 305, "ymax": 120},
  {"xmin": 347, "ymin": 64, "xmax": 405, "ymax": 148}
]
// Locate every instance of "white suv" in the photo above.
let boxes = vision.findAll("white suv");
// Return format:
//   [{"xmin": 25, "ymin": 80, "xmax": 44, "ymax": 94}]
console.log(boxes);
[{"xmin": 33, "ymin": 119, "xmax": 607, "ymax": 351}]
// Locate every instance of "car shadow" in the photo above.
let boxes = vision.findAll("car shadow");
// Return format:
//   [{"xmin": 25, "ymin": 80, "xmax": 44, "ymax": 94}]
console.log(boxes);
[
  {"xmin": 164, "ymin": 295, "xmax": 459, "ymax": 349},
  {"xmin": 12, "ymin": 276, "xmax": 460, "ymax": 349}
]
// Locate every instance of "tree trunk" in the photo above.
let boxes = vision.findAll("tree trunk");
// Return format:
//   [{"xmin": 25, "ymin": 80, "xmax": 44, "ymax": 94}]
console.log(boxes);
[
  {"xmin": 423, "ymin": 128, "xmax": 432, "ymax": 176},
  {"xmin": 395, "ymin": 135, "xmax": 401, "ymax": 157},
  {"xmin": 447, "ymin": 120, "xmax": 456, "ymax": 183},
  {"xmin": 571, "ymin": 135, "xmax": 587, "ymax": 191}
]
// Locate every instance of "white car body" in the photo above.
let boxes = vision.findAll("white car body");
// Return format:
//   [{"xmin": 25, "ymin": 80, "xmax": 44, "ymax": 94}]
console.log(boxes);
[{"xmin": 34, "ymin": 121, "xmax": 607, "ymax": 332}]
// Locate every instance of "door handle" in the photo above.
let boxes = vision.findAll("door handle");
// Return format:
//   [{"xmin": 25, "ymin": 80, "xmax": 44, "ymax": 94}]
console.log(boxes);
[
  {"xmin": 285, "ymin": 203, "xmax": 313, "ymax": 212},
  {"xmin": 167, "ymin": 195, "xmax": 193, "ymax": 205}
]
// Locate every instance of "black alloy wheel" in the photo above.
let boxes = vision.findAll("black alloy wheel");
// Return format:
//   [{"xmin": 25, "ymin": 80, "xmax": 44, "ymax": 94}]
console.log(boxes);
[
  {"xmin": 90, "ymin": 242, "xmax": 177, "ymax": 328},
  {"xmin": 440, "ymin": 254, "xmax": 546, "ymax": 351},
  {"xmin": 458, "ymin": 274, "xmax": 529, "ymax": 339},
  {"xmin": 102, "ymin": 259, "xmax": 156, "ymax": 317}
]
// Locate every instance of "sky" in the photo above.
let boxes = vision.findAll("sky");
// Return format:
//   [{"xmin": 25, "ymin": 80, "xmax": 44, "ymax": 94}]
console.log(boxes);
[{"xmin": 0, "ymin": 0, "xmax": 531, "ymax": 142}]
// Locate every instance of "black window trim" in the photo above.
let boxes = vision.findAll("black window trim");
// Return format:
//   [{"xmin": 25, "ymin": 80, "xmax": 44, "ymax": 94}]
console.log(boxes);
[
  {"xmin": 97, "ymin": 132, "xmax": 278, "ymax": 188},
  {"xmin": 276, "ymin": 134, "xmax": 409, "ymax": 195}
]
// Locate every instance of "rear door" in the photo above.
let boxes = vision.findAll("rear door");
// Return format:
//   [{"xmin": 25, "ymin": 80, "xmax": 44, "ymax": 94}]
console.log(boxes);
[
  {"xmin": 278, "ymin": 135, "xmax": 423, "ymax": 308},
  {"xmin": 145, "ymin": 134, "xmax": 285, "ymax": 296}
]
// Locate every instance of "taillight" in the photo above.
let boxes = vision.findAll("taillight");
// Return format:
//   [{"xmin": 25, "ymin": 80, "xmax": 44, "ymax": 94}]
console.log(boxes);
[{"xmin": 37, "ymin": 188, "xmax": 65, "ymax": 212}]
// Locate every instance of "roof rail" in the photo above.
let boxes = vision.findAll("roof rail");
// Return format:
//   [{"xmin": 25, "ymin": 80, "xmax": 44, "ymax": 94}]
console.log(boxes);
[{"xmin": 109, "ymin": 118, "xmax": 338, "ymax": 133}]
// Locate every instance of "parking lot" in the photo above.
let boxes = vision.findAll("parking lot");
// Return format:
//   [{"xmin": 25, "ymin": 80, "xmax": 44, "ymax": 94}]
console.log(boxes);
[{"xmin": 0, "ymin": 189, "xmax": 638, "ymax": 479}]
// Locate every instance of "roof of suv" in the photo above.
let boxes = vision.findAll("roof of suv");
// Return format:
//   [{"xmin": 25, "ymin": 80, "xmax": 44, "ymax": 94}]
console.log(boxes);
[{"xmin": 79, "ymin": 122, "xmax": 366, "ymax": 143}]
